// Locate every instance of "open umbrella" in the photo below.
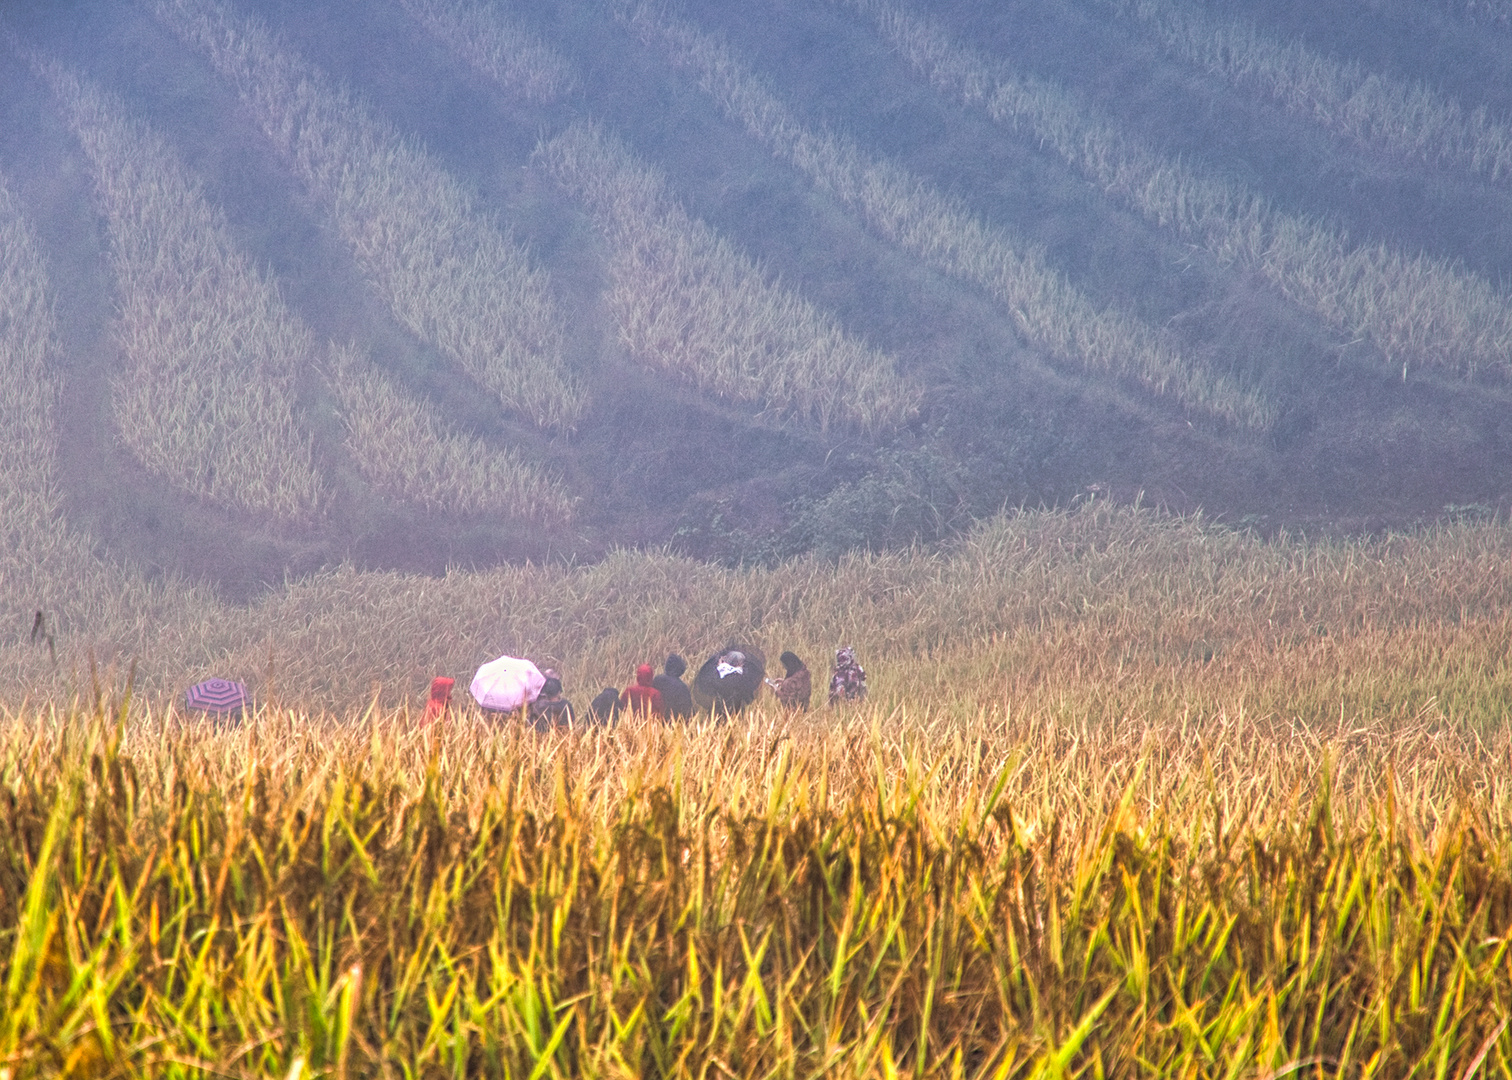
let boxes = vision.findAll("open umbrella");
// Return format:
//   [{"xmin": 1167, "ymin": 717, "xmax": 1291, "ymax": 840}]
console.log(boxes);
[
  {"xmin": 470, "ymin": 655, "xmax": 545, "ymax": 713},
  {"xmin": 185, "ymin": 678, "xmax": 249, "ymax": 717}
]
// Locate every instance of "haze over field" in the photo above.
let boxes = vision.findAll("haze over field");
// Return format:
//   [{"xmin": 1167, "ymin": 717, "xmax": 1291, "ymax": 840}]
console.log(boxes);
[{"xmin": 3, "ymin": 0, "xmax": 1512, "ymax": 589}]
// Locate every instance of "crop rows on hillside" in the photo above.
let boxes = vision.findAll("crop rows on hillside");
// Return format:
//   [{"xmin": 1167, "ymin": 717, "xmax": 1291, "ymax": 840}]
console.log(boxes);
[
  {"xmin": 36, "ymin": 58, "xmax": 324, "ymax": 521},
  {"xmin": 326, "ymin": 342, "xmax": 576, "ymax": 522},
  {"xmin": 616, "ymin": 2, "xmax": 1272, "ymax": 429},
  {"xmin": 839, "ymin": 0, "xmax": 1512, "ymax": 386},
  {"xmin": 151, "ymin": 0, "xmax": 585, "ymax": 430},
  {"xmin": 0, "ymin": 172, "xmax": 63, "ymax": 542},
  {"xmin": 397, "ymin": 0, "xmax": 578, "ymax": 104},
  {"xmin": 539, "ymin": 122, "xmax": 918, "ymax": 433},
  {"xmin": 1119, "ymin": 0, "xmax": 1512, "ymax": 183}
]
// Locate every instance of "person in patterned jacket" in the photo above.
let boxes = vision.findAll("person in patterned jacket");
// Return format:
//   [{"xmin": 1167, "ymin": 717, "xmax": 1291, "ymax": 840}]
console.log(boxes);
[{"xmin": 828, "ymin": 646, "xmax": 867, "ymax": 705}]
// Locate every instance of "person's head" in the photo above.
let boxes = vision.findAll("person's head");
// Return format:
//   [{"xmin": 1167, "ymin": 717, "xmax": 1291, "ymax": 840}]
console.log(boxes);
[
  {"xmin": 540, "ymin": 677, "xmax": 562, "ymax": 699},
  {"xmin": 636, "ymin": 663, "xmax": 655, "ymax": 685},
  {"xmin": 664, "ymin": 653, "xmax": 687, "ymax": 678},
  {"xmin": 836, "ymin": 646, "xmax": 855, "ymax": 667},
  {"xmin": 779, "ymin": 651, "xmax": 804, "ymax": 676},
  {"xmin": 725, "ymin": 650, "xmax": 745, "ymax": 666}
]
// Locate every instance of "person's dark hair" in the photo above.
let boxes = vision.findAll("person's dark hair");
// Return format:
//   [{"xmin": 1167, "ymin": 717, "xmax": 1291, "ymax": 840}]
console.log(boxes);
[
  {"xmin": 780, "ymin": 651, "xmax": 804, "ymax": 675},
  {"xmin": 590, "ymin": 687, "xmax": 621, "ymax": 721},
  {"xmin": 540, "ymin": 677, "xmax": 562, "ymax": 698},
  {"xmin": 664, "ymin": 653, "xmax": 687, "ymax": 678}
]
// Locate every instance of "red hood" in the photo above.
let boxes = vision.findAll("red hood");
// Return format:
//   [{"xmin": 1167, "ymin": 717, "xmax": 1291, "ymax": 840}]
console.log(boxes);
[{"xmin": 636, "ymin": 663, "xmax": 655, "ymax": 686}]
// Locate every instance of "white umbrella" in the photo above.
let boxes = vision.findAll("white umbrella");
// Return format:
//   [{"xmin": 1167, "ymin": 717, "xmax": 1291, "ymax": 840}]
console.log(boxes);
[{"xmin": 470, "ymin": 655, "xmax": 545, "ymax": 712}]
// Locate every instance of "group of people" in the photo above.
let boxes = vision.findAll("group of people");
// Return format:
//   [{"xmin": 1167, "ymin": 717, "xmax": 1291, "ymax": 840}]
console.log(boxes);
[{"xmin": 427, "ymin": 646, "xmax": 869, "ymax": 729}]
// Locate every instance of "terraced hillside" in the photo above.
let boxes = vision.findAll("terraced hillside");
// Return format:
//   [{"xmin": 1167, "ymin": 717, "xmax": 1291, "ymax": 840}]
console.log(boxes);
[{"xmin": 4, "ymin": 0, "xmax": 1512, "ymax": 593}]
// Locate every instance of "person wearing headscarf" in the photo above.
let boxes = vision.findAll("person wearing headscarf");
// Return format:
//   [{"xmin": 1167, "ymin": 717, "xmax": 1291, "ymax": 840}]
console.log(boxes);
[
  {"xmin": 653, "ymin": 653, "xmax": 695, "ymax": 719},
  {"xmin": 828, "ymin": 646, "xmax": 867, "ymax": 704},
  {"xmin": 620, "ymin": 663, "xmax": 665, "ymax": 718},
  {"xmin": 422, "ymin": 676, "xmax": 454, "ymax": 723},
  {"xmin": 528, "ymin": 677, "xmax": 575, "ymax": 730},
  {"xmin": 768, "ymin": 651, "xmax": 811, "ymax": 711}
]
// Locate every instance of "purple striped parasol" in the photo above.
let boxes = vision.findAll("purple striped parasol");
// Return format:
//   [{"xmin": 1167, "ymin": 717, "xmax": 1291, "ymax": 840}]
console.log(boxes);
[{"xmin": 185, "ymin": 678, "xmax": 249, "ymax": 716}]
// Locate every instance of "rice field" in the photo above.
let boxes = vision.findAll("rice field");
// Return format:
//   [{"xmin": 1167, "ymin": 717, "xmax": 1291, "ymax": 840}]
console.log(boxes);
[
  {"xmin": 326, "ymin": 342, "xmax": 576, "ymax": 523},
  {"xmin": 35, "ymin": 57, "xmax": 323, "ymax": 522},
  {"xmin": 151, "ymin": 0, "xmax": 585, "ymax": 431},
  {"xmin": 616, "ymin": 2, "xmax": 1272, "ymax": 430},
  {"xmin": 0, "ymin": 170, "xmax": 64, "ymax": 539},
  {"xmin": 397, "ymin": 0, "xmax": 578, "ymax": 104},
  {"xmin": 836, "ymin": 0, "xmax": 1512, "ymax": 385},
  {"xmin": 1119, "ymin": 0, "xmax": 1512, "ymax": 184},
  {"xmin": 5, "ymin": 646, "xmax": 1512, "ymax": 1076},
  {"xmin": 538, "ymin": 122, "xmax": 918, "ymax": 433}
]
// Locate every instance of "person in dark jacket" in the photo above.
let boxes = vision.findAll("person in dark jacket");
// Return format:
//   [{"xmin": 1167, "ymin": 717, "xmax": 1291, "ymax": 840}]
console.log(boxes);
[
  {"xmin": 653, "ymin": 654, "xmax": 695, "ymax": 719},
  {"xmin": 620, "ymin": 663, "xmax": 665, "ymax": 718},
  {"xmin": 693, "ymin": 646, "xmax": 765, "ymax": 718},
  {"xmin": 583, "ymin": 686, "xmax": 619, "ymax": 720},
  {"xmin": 528, "ymin": 677, "xmax": 575, "ymax": 730},
  {"xmin": 767, "ymin": 651, "xmax": 812, "ymax": 712},
  {"xmin": 589, "ymin": 687, "xmax": 621, "ymax": 723}
]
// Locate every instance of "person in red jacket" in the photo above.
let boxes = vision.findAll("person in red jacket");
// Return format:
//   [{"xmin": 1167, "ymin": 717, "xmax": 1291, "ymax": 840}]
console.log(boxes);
[{"xmin": 620, "ymin": 663, "xmax": 665, "ymax": 718}]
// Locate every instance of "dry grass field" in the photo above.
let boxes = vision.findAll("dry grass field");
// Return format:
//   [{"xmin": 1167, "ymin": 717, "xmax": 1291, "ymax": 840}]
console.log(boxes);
[
  {"xmin": 4, "ymin": 497, "xmax": 1512, "ymax": 1073},
  {"xmin": 3, "ymin": 656, "xmax": 1512, "ymax": 1076}
]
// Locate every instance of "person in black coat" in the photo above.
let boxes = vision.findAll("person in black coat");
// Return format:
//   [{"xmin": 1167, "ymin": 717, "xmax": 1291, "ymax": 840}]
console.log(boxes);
[
  {"xmin": 653, "ymin": 654, "xmax": 695, "ymax": 719},
  {"xmin": 693, "ymin": 646, "xmax": 765, "ymax": 718},
  {"xmin": 588, "ymin": 687, "xmax": 622, "ymax": 723}
]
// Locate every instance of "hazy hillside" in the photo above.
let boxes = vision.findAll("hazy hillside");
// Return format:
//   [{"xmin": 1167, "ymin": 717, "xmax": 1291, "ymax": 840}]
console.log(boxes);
[{"xmin": 5, "ymin": 0, "xmax": 1512, "ymax": 596}]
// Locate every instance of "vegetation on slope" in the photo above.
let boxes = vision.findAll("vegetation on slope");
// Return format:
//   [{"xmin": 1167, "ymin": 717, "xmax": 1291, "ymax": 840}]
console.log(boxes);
[
  {"xmin": 1118, "ymin": 0, "xmax": 1512, "ymax": 183},
  {"xmin": 326, "ymin": 341, "xmax": 576, "ymax": 523},
  {"xmin": 839, "ymin": 0, "xmax": 1512, "ymax": 384},
  {"xmin": 616, "ymin": 1, "xmax": 1270, "ymax": 429},
  {"xmin": 35, "ymin": 57, "xmax": 323, "ymax": 521},
  {"xmin": 539, "ymin": 121, "xmax": 919, "ymax": 433},
  {"xmin": 152, "ymin": 0, "xmax": 586, "ymax": 430}
]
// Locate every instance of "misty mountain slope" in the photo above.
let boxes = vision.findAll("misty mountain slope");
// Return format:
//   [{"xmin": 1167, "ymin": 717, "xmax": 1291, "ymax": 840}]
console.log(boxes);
[
  {"xmin": 1076, "ymin": 0, "xmax": 1512, "ymax": 282},
  {"xmin": 3, "ymin": 0, "xmax": 1512, "ymax": 601}
]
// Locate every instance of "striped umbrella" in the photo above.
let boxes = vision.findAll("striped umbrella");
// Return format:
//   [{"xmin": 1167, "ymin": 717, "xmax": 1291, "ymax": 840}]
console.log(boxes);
[{"xmin": 185, "ymin": 678, "xmax": 249, "ymax": 716}]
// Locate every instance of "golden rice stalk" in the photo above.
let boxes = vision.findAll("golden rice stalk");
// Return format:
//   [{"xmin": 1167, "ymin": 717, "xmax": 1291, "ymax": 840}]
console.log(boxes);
[
  {"xmin": 35, "ymin": 58, "xmax": 322, "ymax": 521},
  {"xmin": 325, "ymin": 341, "xmax": 574, "ymax": 523},
  {"xmin": 397, "ymin": 0, "xmax": 578, "ymax": 103},
  {"xmin": 838, "ymin": 0, "xmax": 1512, "ymax": 384},
  {"xmin": 617, "ymin": 2, "xmax": 1272, "ymax": 429},
  {"xmin": 1124, "ymin": 0, "xmax": 1512, "ymax": 184},
  {"xmin": 538, "ymin": 121, "xmax": 918, "ymax": 433},
  {"xmin": 152, "ymin": 0, "xmax": 585, "ymax": 430}
]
